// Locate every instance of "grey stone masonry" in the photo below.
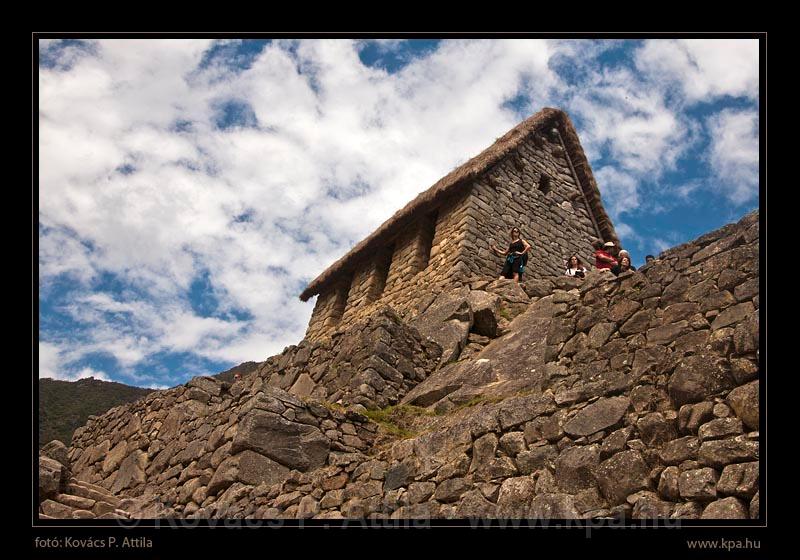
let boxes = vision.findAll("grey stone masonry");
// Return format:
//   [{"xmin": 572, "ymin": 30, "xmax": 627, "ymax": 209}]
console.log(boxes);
[{"xmin": 302, "ymin": 110, "xmax": 612, "ymax": 342}]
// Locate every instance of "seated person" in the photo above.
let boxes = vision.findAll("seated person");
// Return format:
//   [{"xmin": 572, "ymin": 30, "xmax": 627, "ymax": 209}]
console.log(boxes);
[
  {"xmin": 593, "ymin": 240, "xmax": 618, "ymax": 271},
  {"xmin": 565, "ymin": 255, "xmax": 587, "ymax": 278},
  {"xmin": 611, "ymin": 255, "xmax": 636, "ymax": 276}
]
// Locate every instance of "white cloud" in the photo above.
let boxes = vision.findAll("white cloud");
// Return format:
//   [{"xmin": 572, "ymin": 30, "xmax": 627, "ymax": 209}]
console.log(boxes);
[
  {"xmin": 564, "ymin": 39, "xmax": 758, "ymax": 218},
  {"xmin": 594, "ymin": 166, "xmax": 641, "ymax": 218},
  {"xmin": 144, "ymin": 383, "xmax": 171, "ymax": 390},
  {"xmin": 635, "ymin": 39, "xmax": 759, "ymax": 103},
  {"xmin": 38, "ymin": 38, "xmax": 760, "ymax": 386},
  {"xmin": 568, "ymin": 66, "xmax": 691, "ymax": 177},
  {"xmin": 39, "ymin": 39, "xmax": 98, "ymax": 71},
  {"xmin": 559, "ymin": 59, "xmax": 708, "ymax": 220},
  {"xmin": 39, "ymin": 226, "xmax": 97, "ymax": 289},
  {"xmin": 707, "ymin": 109, "xmax": 759, "ymax": 205},
  {"xmin": 613, "ymin": 221, "xmax": 640, "ymax": 247},
  {"xmin": 675, "ymin": 180, "xmax": 703, "ymax": 200},
  {"xmin": 39, "ymin": 342, "xmax": 61, "ymax": 379},
  {"xmin": 72, "ymin": 367, "xmax": 111, "ymax": 382},
  {"xmin": 38, "ymin": 342, "xmax": 110, "ymax": 381},
  {"xmin": 651, "ymin": 238, "xmax": 672, "ymax": 254}
]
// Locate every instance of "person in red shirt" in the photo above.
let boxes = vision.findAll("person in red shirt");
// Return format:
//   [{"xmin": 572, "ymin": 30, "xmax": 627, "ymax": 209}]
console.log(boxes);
[{"xmin": 594, "ymin": 240, "xmax": 618, "ymax": 271}]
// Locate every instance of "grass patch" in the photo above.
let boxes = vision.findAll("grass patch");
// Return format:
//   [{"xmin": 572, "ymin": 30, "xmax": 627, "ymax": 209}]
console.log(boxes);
[
  {"xmin": 377, "ymin": 424, "xmax": 417, "ymax": 439},
  {"xmin": 439, "ymin": 395, "xmax": 504, "ymax": 416},
  {"xmin": 364, "ymin": 404, "xmax": 435, "ymax": 423},
  {"xmin": 498, "ymin": 307, "xmax": 513, "ymax": 321},
  {"xmin": 363, "ymin": 404, "xmax": 436, "ymax": 439},
  {"xmin": 304, "ymin": 398, "xmax": 347, "ymax": 414}
]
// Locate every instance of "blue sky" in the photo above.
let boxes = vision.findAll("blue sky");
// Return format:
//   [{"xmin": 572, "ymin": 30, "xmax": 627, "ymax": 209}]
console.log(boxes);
[{"xmin": 38, "ymin": 38, "xmax": 760, "ymax": 388}]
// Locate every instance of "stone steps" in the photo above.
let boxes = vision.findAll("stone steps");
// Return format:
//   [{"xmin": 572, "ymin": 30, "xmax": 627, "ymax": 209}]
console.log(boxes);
[
  {"xmin": 66, "ymin": 478, "xmax": 122, "ymax": 507},
  {"xmin": 38, "ymin": 467, "xmax": 134, "ymax": 520},
  {"xmin": 40, "ymin": 493, "xmax": 132, "ymax": 520}
]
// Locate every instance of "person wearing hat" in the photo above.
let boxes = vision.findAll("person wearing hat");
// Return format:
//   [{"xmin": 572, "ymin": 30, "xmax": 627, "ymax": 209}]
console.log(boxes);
[{"xmin": 593, "ymin": 240, "xmax": 618, "ymax": 271}]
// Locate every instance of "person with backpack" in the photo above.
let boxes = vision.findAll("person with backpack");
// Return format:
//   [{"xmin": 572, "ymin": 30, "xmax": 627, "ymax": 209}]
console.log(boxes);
[{"xmin": 491, "ymin": 226, "xmax": 531, "ymax": 282}]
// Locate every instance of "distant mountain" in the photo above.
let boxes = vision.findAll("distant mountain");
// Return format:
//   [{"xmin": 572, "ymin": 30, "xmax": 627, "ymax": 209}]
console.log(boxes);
[
  {"xmin": 213, "ymin": 361, "xmax": 261, "ymax": 383},
  {"xmin": 38, "ymin": 377, "xmax": 153, "ymax": 448},
  {"xmin": 38, "ymin": 361, "xmax": 263, "ymax": 449}
]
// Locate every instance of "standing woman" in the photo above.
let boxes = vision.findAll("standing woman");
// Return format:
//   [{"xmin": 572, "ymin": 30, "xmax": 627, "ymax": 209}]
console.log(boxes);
[{"xmin": 491, "ymin": 227, "xmax": 531, "ymax": 282}]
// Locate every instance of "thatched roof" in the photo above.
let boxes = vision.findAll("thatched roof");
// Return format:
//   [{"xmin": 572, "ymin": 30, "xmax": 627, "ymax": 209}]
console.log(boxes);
[{"xmin": 299, "ymin": 107, "xmax": 617, "ymax": 301}]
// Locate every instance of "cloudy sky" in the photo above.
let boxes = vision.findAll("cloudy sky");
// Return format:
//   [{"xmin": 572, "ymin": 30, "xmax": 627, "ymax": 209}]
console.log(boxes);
[{"xmin": 38, "ymin": 37, "xmax": 760, "ymax": 388}]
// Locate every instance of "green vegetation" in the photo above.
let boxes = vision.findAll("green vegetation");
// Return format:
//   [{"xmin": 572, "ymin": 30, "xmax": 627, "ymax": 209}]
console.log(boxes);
[
  {"xmin": 498, "ymin": 306, "xmax": 513, "ymax": 321},
  {"xmin": 375, "ymin": 423, "xmax": 416, "ymax": 439},
  {"xmin": 363, "ymin": 404, "xmax": 436, "ymax": 439},
  {"xmin": 38, "ymin": 378, "xmax": 153, "ymax": 448},
  {"xmin": 364, "ymin": 404, "xmax": 435, "ymax": 423},
  {"xmin": 309, "ymin": 398, "xmax": 348, "ymax": 414},
  {"xmin": 440, "ymin": 394, "xmax": 504, "ymax": 415}
]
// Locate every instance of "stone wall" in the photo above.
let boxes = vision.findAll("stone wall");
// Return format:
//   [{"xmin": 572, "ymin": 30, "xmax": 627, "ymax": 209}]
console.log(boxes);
[
  {"xmin": 200, "ymin": 210, "xmax": 759, "ymax": 520},
  {"xmin": 384, "ymin": 210, "xmax": 438, "ymax": 293},
  {"xmin": 306, "ymin": 278, "xmax": 350, "ymax": 342},
  {"xmin": 304, "ymin": 128, "xmax": 604, "ymax": 342},
  {"xmin": 50, "ymin": 210, "xmax": 760, "ymax": 521},
  {"xmin": 463, "ymin": 130, "xmax": 600, "ymax": 280},
  {"xmin": 39, "ymin": 440, "xmax": 159, "ymax": 520},
  {"xmin": 307, "ymin": 191, "xmax": 472, "ymax": 342},
  {"xmin": 341, "ymin": 260, "xmax": 377, "ymax": 325},
  {"xmin": 65, "ymin": 375, "xmax": 381, "ymax": 518},
  {"xmin": 383, "ymin": 223, "xmax": 425, "ymax": 294},
  {"xmin": 262, "ymin": 307, "xmax": 442, "ymax": 409}
]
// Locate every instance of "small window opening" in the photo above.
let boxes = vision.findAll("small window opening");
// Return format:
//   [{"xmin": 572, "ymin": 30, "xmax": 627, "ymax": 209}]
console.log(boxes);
[
  {"xmin": 419, "ymin": 210, "xmax": 438, "ymax": 271},
  {"xmin": 369, "ymin": 245, "xmax": 394, "ymax": 302},
  {"xmin": 538, "ymin": 173, "xmax": 552, "ymax": 195},
  {"xmin": 331, "ymin": 275, "xmax": 351, "ymax": 323}
]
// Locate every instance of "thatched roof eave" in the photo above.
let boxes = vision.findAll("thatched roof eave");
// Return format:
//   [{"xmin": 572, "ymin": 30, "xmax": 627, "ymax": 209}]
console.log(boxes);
[{"xmin": 299, "ymin": 108, "xmax": 617, "ymax": 301}]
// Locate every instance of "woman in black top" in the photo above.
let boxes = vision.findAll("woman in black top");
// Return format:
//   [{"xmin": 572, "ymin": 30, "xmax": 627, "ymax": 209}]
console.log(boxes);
[
  {"xmin": 491, "ymin": 227, "xmax": 531, "ymax": 282},
  {"xmin": 611, "ymin": 255, "xmax": 636, "ymax": 276}
]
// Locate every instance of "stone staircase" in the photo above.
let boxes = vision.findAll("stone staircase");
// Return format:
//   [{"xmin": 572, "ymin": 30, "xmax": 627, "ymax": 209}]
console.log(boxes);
[
  {"xmin": 39, "ymin": 477, "xmax": 130, "ymax": 520},
  {"xmin": 39, "ymin": 439, "xmax": 173, "ymax": 520}
]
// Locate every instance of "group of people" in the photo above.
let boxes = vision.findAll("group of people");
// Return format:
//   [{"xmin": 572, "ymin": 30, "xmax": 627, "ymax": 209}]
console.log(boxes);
[
  {"xmin": 571, "ymin": 241, "xmax": 657, "ymax": 278},
  {"xmin": 585, "ymin": 239, "xmax": 637, "ymax": 276},
  {"xmin": 491, "ymin": 226, "xmax": 657, "ymax": 283}
]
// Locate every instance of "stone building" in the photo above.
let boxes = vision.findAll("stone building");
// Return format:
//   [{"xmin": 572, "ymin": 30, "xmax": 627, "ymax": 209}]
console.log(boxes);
[{"xmin": 300, "ymin": 108, "xmax": 619, "ymax": 341}]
